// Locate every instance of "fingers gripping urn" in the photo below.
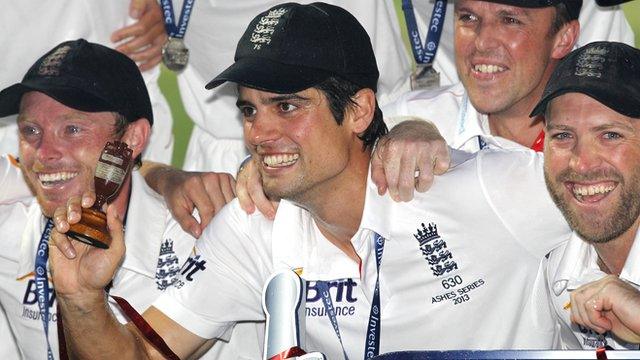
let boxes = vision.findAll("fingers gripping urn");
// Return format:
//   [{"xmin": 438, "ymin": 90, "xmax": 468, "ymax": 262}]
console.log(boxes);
[{"xmin": 67, "ymin": 141, "xmax": 133, "ymax": 249}]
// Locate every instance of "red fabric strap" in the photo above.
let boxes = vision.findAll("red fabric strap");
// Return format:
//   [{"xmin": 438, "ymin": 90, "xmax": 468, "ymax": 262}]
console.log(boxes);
[
  {"xmin": 596, "ymin": 347, "xmax": 608, "ymax": 360},
  {"xmin": 111, "ymin": 295, "xmax": 181, "ymax": 360},
  {"xmin": 269, "ymin": 346, "xmax": 307, "ymax": 360},
  {"xmin": 530, "ymin": 130, "xmax": 545, "ymax": 152},
  {"xmin": 56, "ymin": 302, "xmax": 69, "ymax": 360}
]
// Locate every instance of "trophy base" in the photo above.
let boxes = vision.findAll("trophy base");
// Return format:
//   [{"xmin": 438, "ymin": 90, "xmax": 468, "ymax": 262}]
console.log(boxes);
[{"xmin": 67, "ymin": 208, "xmax": 111, "ymax": 249}]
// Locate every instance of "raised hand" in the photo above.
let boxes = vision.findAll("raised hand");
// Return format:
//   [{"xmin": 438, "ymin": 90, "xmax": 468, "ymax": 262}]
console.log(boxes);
[
  {"xmin": 235, "ymin": 157, "xmax": 278, "ymax": 220},
  {"xmin": 371, "ymin": 118, "xmax": 450, "ymax": 202},
  {"xmin": 570, "ymin": 275, "xmax": 640, "ymax": 344},
  {"xmin": 112, "ymin": 0, "xmax": 167, "ymax": 72},
  {"xmin": 49, "ymin": 201, "xmax": 125, "ymax": 305}
]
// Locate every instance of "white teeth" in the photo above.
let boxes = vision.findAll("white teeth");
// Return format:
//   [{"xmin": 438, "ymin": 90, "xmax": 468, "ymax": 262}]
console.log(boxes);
[
  {"xmin": 474, "ymin": 64, "xmax": 505, "ymax": 74},
  {"xmin": 263, "ymin": 153, "xmax": 299, "ymax": 167},
  {"xmin": 572, "ymin": 184, "xmax": 615, "ymax": 197},
  {"xmin": 38, "ymin": 172, "xmax": 78, "ymax": 184}
]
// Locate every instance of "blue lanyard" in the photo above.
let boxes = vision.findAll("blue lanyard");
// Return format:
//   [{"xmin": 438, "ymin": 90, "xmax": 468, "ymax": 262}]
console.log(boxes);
[
  {"xmin": 160, "ymin": 0, "xmax": 195, "ymax": 39},
  {"xmin": 401, "ymin": 0, "xmax": 447, "ymax": 65},
  {"xmin": 316, "ymin": 233, "xmax": 385, "ymax": 360},
  {"xmin": 35, "ymin": 218, "xmax": 55, "ymax": 360}
]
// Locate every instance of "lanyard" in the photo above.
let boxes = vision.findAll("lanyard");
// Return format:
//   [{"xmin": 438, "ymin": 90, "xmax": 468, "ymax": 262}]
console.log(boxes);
[
  {"xmin": 160, "ymin": 0, "xmax": 195, "ymax": 39},
  {"xmin": 35, "ymin": 218, "xmax": 55, "ymax": 360},
  {"xmin": 401, "ymin": 0, "xmax": 447, "ymax": 65},
  {"xmin": 316, "ymin": 233, "xmax": 385, "ymax": 360}
]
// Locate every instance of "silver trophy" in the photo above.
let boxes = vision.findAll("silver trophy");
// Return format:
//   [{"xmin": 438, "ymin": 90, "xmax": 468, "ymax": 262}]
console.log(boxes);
[{"xmin": 262, "ymin": 270, "xmax": 325, "ymax": 360}]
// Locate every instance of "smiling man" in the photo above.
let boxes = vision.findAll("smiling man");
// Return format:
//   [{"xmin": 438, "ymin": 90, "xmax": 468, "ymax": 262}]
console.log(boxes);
[
  {"xmin": 0, "ymin": 39, "xmax": 258, "ymax": 359},
  {"xmin": 530, "ymin": 41, "xmax": 640, "ymax": 349},
  {"xmin": 47, "ymin": 3, "xmax": 575, "ymax": 359},
  {"xmin": 376, "ymin": 0, "xmax": 581, "ymax": 200}
]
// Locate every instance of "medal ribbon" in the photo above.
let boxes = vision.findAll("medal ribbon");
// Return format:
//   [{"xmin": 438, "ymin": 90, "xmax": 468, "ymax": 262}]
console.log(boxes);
[
  {"xmin": 401, "ymin": 0, "xmax": 447, "ymax": 65},
  {"xmin": 160, "ymin": 0, "xmax": 195, "ymax": 39},
  {"xmin": 316, "ymin": 232, "xmax": 385, "ymax": 360},
  {"xmin": 35, "ymin": 218, "xmax": 55, "ymax": 360}
]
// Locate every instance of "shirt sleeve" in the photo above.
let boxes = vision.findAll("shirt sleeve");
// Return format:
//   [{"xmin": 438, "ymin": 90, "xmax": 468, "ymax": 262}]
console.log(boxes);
[
  {"xmin": 0, "ymin": 155, "xmax": 32, "ymax": 204},
  {"xmin": 477, "ymin": 149, "xmax": 572, "ymax": 258},
  {"xmin": 153, "ymin": 200, "xmax": 271, "ymax": 340}
]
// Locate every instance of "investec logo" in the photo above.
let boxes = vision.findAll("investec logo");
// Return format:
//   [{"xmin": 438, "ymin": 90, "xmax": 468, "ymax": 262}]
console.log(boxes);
[
  {"xmin": 21, "ymin": 275, "xmax": 57, "ymax": 322},
  {"xmin": 305, "ymin": 279, "xmax": 358, "ymax": 317}
]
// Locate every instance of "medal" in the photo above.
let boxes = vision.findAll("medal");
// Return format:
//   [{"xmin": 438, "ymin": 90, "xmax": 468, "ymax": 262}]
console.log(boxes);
[
  {"xmin": 160, "ymin": 0, "xmax": 195, "ymax": 72},
  {"xmin": 162, "ymin": 37, "xmax": 189, "ymax": 72},
  {"xmin": 402, "ymin": 0, "xmax": 447, "ymax": 90},
  {"xmin": 410, "ymin": 64, "xmax": 440, "ymax": 90}
]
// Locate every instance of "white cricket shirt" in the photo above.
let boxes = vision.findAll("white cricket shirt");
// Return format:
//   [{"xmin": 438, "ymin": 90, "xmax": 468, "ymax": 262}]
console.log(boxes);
[
  {"xmin": 155, "ymin": 149, "xmax": 572, "ymax": 358},
  {"xmin": 0, "ymin": 172, "xmax": 263, "ymax": 359},
  {"xmin": 543, "ymin": 231, "xmax": 640, "ymax": 350}
]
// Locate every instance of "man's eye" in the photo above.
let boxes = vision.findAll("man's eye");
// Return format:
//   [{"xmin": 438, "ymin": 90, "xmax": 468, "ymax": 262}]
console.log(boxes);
[
  {"xmin": 502, "ymin": 16, "xmax": 522, "ymax": 25},
  {"xmin": 457, "ymin": 13, "xmax": 478, "ymax": 23},
  {"xmin": 279, "ymin": 102, "xmax": 297, "ymax": 112},
  {"xmin": 551, "ymin": 132, "xmax": 571, "ymax": 140},
  {"xmin": 65, "ymin": 125, "xmax": 81, "ymax": 135},
  {"xmin": 603, "ymin": 132, "xmax": 622, "ymax": 140},
  {"xmin": 240, "ymin": 106, "xmax": 256, "ymax": 118},
  {"xmin": 19, "ymin": 125, "xmax": 40, "ymax": 138}
]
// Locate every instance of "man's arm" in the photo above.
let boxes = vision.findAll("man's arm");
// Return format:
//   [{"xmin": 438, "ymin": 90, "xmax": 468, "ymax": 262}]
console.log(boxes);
[
  {"xmin": 570, "ymin": 275, "xmax": 640, "ymax": 344},
  {"xmin": 235, "ymin": 118, "xmax": 450, "ymax": 215},
  {"xmin": 50, "ymin": 204, "xmax": 206, "ymax": 359},
  {"xmin": 138, "ymin": 161, "xmax": 236, "ymax": 238}
]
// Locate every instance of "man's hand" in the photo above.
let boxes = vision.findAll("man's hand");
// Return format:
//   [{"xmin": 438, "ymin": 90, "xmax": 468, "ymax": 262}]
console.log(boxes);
[
  {"xmin": 372, "ymin": 118, "xmax": 450, "ymax": 202},
  {"xmin": 111, "ymin": 0, "xmax": 167, "ymax": 72},
  {"xmin": 140, "ymin": 162, "xmax": 236, "ymax": 238},
  {"xmin": 49, "ymin": 199, "xmax": 125, "ymax": 306},
  {"xmin": 235, "ymin": 157, "xmax": 278, "ymax": 220},
  {"xmin": 570, "ymin": 275, "xmax": 640, "ymax": 344}
]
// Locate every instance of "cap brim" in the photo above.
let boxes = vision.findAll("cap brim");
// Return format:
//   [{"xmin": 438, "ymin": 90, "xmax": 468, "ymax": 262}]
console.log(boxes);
[
  {"xmin": 0, "ymin": 81, "xmax": 113, "ymax": 118},
  {"xmin": 205, "ymin": 57, "xmax": 333, "ymax": 94},
  {"xmin": 531, "ymin": 86, "xmax": 640, "ymax": 118}
]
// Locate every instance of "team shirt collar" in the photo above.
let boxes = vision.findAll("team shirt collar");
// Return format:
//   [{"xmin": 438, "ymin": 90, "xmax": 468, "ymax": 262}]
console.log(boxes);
[
  {"xmin": 551, "ymin": 230, "xmax": 640, "ymax": 296},
  {"xmin": 270, "ymin": 166, "xmax": 392, "ymax": 280},
  {"xmin": 453, "ymin": 91, "xmax": 527, "ymax": 151}
]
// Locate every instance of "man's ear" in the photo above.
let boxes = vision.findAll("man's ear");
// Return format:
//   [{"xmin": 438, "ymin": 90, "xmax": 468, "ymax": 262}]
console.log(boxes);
[
  {"xmin": 348, "ymin": 88, "xmax": 376, "ymax": 135},
  {"xmin": 120, "ymin": 118, "xmax": 151, "ymax": 159},
  {"xmin": 551, "ymin": 20, "xmax": 580, "ymax": 60}
]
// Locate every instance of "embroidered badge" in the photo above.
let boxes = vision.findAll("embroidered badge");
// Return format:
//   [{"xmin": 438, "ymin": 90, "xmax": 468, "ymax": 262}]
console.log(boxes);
[
  {"xmin": 574, "ymin": 45, "xmax": 608, "ymax": 78},
  {"xmin": 414, "ymin": 222, "xmax": 458, "ymax": 277},
  {"xmin": 38, "ymin": 45, "xmax": 71, "ymax": 76},
  {"xmin": 155, "ymin": 239, "xmax": 180, "ymax": 290},
  {"xmin": 250, "ymin": 8, "xmax": 287, "ymax": 50}
]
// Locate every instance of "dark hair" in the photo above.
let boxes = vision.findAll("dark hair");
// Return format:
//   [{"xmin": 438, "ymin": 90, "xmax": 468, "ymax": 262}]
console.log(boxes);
[
  {"xmin": 314, "ymin": 77, "xmax": 387, "ymax": 151},
  {"xmin": 548, "ymin": 3, "xmax": 573, "ymax": 37},
  {"xmin": 113, "ymin": 113, "xmax": 142, "ymax": 168}
]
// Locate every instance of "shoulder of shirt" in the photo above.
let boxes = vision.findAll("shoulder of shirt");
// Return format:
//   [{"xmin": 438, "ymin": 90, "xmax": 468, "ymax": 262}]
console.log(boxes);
[
  {"xmin": 443, "ymin": 148, "xmax": 543, "ymax": 183},
  {"xmin": 201, "ymin": 198, "xmax": 274, "ymax": 238}
]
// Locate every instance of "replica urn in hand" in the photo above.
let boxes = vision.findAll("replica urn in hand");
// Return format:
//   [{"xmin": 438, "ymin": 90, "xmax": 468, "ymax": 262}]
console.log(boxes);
[{"xmin": 67, "ymin": 141, "xmax": 132, "ymax": 249}]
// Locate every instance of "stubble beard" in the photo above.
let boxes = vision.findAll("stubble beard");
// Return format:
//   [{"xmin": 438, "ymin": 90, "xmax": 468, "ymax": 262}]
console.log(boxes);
[{"xmin": 544, "ymin": 167, "xmax": 640, "ymax": 244}]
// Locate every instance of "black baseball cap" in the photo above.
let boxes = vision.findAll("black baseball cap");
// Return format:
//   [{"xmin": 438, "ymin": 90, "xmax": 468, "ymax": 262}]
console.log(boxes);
[
  {"xmin": 486, "ymin": 0, "xmax": 582, "ymax": 19},
  {"xmin": 531, "ymin": 41, "xmax": 640, "ymax": 118},
  {"xmin": 595, "ymin": 0, "xmax": 632, "ymax": 6},
  {"xmin": 206, "ymin": 2, "xmax": 379, "ymax": 94},
  {"xmin": 0, "ymin": 39, "xmax": 153, "ymax": 125}
]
